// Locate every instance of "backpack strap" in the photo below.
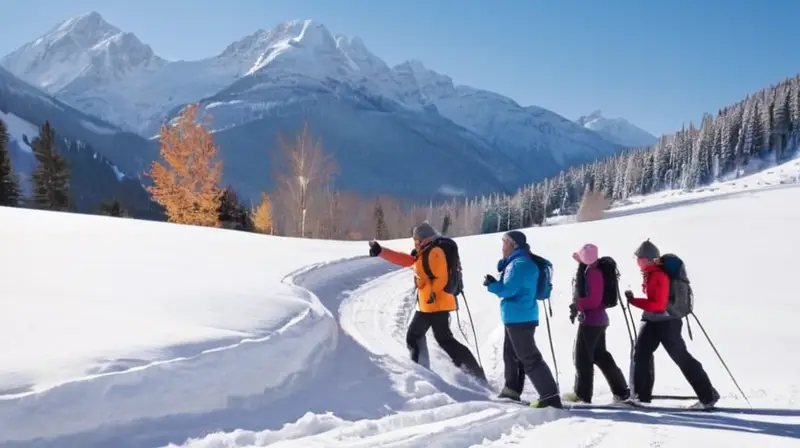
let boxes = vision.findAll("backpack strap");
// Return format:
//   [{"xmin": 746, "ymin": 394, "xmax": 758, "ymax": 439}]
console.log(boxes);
[{"xmin": 421, "ymin": 244, "xmax": 437, "ymax": 280}]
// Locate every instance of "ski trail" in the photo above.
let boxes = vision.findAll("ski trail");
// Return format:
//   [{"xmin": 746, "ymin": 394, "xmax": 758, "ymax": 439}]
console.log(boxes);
[
  {"xmin": 176, "ymin": 258, "xmax": 572, "ymax": 448},
  {"xmin": 286, "ymin": 256, "xmax": 491, "ymax": 412}
]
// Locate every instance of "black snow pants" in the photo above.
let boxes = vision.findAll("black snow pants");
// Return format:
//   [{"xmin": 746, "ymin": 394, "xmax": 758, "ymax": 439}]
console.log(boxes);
[
  {"xmin": 573, "ymin": 324, "xmax": 630, "ymax": 402},
  {"xmin": 406, "ymin": 311, "xmax": 486, "ymax": 381},
  {"xmin": 631, "ymin": 318, "xmax": 716, "ymax": 403},
  {"xmin": 503, "ymin": 322, "xmax": 560, "ymax": 400}
]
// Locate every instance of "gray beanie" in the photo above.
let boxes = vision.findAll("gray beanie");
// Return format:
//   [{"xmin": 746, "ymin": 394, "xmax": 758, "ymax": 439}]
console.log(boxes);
[
  {"xmin": 412, "ymin": 221, "xmax": 439, "ymax": 241},
  {"xmin": 634, "ymin": 239, "xmax": 660, "ymax": 260},
  {"xmin": 504, "ymin": 230, "xmax": 529, "ymax": 250}
]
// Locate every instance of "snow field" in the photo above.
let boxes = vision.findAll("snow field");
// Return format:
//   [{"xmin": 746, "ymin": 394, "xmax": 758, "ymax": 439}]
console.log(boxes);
[
  {"xmin": 178, "ymin": 183, "xmax": 800, "ymax": 447},
  {"xmin": 0, "ymin": 206, "xmax": 364, "ymax": 443}
]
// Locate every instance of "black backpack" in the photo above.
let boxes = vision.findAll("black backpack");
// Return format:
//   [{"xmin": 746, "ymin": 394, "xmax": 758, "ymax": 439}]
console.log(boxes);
[
  {"xmin": 659, "ymin": 253, "xmax": 694, "ymax": 318},
  {"xmin": 421, "ymin": 237, "xmax": 464, "ymax": 298},
  {"xmin": 594, "ymin": 256, "xmax": 620, "ymax": 308}
]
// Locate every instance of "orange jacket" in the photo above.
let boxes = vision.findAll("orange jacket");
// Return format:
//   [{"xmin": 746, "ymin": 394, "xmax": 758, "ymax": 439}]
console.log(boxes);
[{"xmin": 379, "ymin": 242, "xmax": 457, "ymax": 313}]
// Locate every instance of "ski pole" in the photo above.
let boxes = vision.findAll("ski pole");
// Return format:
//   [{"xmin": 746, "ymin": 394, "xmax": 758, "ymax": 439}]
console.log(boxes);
[
  {"xmin": 460, "ymin": 292, "xmax": 483, "ymax": 368},
  {"xmin": 651, "ymin": 394, "xmax": 698, "ymax": 400},
  {"xmin": 626, "ymin": 299, "xmax": 638, "ymax": 340},
  {"xmin": 618, "ymin": 291, "xmax": 635, "ymax": 353},
  {"xmin": 543, "ymin": 298, "xmax": 560, "ymax": 393},
  {"xmin": 691, "ymin": 312, "xmax": 751, "ymax": 406}
]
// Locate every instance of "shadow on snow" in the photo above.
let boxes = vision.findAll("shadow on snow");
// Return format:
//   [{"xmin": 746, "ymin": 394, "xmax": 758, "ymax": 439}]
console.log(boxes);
[{"xmin": 570, "ymin": 406, "xmax": 800, "ymax": 440}]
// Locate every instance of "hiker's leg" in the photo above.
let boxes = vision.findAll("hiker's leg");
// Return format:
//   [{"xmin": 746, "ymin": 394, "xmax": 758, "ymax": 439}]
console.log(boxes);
[
  {"xmin": 503, "ymin": 326, "xmax": 525, "ymax": 394},
  {"xmin": 659, "ymin": 319, "xmax": 717, "ymax": 404},
  {"xmin": 573, "ymin": 324, "xmax": 600, "ymax": 402},
  {"xmin": 406, "ymin": 311, "xmax": 432, "ymax": 365},
  {"xmin": 506, "ymin": 322, "xmax": 560, "ymax": 401},
  {"xmin": 431, "ymin": 312, "xmax": 485, "ymax": 380},
  {"xmin": 632, "ymin": 321, "xmax": 660, "ymax": 403},
  {"xmin": 593, "ymin": 326, "xmax": 631, "ymax": 399}
]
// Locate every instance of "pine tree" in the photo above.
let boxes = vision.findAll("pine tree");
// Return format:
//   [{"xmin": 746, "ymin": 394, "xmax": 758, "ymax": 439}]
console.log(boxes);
[
  {"xmin": 0, "ymin": 117, "xmax": 21, "ymax": 206},
  {"xmin": 373, "ymin": 201, "xmax": 390, "ymax": 239},
  {"xmin": 146, "ymin": 104, "xmax": 223, "ymax": 227},
  {"xmin": 218, "ymin": 186, "xmax": 253, "ymax": 231},
  {"xmin": 31, "ymin": 121, "xmax": 71, "ymax": 211},
  {"xmin": 441, "ymin": 211, "xmax": 452, "ymax": 235},
  {"xmin": 252, "ymin": 192, "xmax": 273, "ymax": 234},
  {"xmin": 99, "ymin": 199, "xmax": 126, "ymax": 217}
]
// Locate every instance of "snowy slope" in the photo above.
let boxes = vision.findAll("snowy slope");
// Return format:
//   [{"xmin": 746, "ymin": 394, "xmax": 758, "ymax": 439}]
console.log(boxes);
[
  {"xmin": 2, "ymin": 176, "xmax": 799, "ymax": 446},
  {"xmin": 0, "ymin": 206, "xmax": 367, "ymax": 444},
  {"xmin": 0, "ymin": 107, "xmax": 156, "ymax": 216},
  {"xmin": 576, "ymin": 110, "xmax": 657, "ymax": 148},
  {"xmin": 3, "ymin": 13, "xmax": 621, "ymax": 195},
  {"xmin": 0, "ymin": 65, "xmax": 159, "ymax": 180}
]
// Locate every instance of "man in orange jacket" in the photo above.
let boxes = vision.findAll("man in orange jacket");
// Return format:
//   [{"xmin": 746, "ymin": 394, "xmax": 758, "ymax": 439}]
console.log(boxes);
[{"xmin": 369, "ymin": 221, "xmax": 487, "ymax": 383}]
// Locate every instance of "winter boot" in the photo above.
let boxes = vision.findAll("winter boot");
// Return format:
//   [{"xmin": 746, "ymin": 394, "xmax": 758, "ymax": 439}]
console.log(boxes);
[
  {"xmin": 529, "ymin": 394, "xmax": 564, "ymax": 409},
  {"xmin": 612, "ymin": 390, "xmax": 632, "ymax": 404},
  {"xmin": 688, "ymin": 388, "xmax": 720, "ymax": 410},
  {"xmin": 561, "ymin": 392, "xmax": 586, "ymax": 403},
  {"xmin": 498, "ymin": 387, "xmax": 522, "ymax": 401}
]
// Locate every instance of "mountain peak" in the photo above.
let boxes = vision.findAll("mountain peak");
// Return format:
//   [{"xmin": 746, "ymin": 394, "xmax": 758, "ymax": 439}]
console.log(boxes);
[
  {"xmin": 1, "ymin": 11, "xmax": 162, "ymax": 93},
  {"xmin": 49, "ymin": 11, "xmax": 120, "ymax": 43},
  {"xmin": 576, "ymin": 110, "xmax": 657, "ymax": 148},
  {"xmin": 576, "ymin": 110, "xmax": 603, "ymax": 126}
]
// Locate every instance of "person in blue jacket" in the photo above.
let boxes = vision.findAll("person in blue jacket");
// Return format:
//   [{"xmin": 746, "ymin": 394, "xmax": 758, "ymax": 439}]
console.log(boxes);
[{"xmin": 483, "ymin": 230, "xmax": 562, "ymax": 409}]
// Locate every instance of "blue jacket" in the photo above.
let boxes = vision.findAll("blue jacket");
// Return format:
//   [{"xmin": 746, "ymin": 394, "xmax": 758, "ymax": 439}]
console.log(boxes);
[{"xmin": 486, "ymin": 248, "xmax": 541, "ymax": 324}]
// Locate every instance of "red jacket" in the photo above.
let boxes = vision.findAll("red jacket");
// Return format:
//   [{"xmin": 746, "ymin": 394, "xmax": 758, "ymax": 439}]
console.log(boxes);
[{"xmin": 629, "ymin": 265, "xmax": 669, "ymax": 313}]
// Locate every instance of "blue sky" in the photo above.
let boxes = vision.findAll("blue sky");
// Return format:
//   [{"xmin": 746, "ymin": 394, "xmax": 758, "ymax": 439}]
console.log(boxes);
[{"xmin": 1, "ymin": 0, "xmax": 799, "ymax": 136}]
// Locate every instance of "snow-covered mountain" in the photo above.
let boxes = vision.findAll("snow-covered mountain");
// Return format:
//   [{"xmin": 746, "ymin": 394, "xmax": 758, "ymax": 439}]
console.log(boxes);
[
  {"xmin": 0, "ymin": 66, "xmax": 160, "ymax": 217},
  {"xmin": 3, "ymin": 13, "xmax": 625, "ymax": 203},
  {"xmin": 576, "ymin": 110, "xmax": 657, "ymax": 148}
]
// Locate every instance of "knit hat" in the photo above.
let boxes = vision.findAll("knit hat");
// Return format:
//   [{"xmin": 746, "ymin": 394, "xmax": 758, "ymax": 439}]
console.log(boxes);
[
  {"xmin": 504, "ymin": 230, "xmax": 529, "ymax": 250},
  {"xmin": 634, "ymin": 239, "xmax": 660, "ymax": 260},
  {"xmin": 412, "ymin": 221, "xmax": 440, "ymax": 241},
  {"xmin": 573, "ymin": 243, "xmax": 599, "ymax": 265}
]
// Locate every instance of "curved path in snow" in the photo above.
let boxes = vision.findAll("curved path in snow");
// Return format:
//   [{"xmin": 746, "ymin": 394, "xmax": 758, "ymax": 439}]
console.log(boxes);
[{"xmin": 175, "ymin": 258, "xmax": 569, "ymax": 447}]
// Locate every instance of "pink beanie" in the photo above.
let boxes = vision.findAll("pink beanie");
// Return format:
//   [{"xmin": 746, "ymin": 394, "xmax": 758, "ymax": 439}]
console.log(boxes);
[{"xmin": 573, "ymin": 243, "xmax": 599, "ymax": 265}]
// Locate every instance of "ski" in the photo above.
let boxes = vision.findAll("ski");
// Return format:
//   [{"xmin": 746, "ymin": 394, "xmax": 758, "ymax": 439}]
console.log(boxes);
[
  {"xmin": 566, "ymin": 402, "xmax": 718, "ymax": 413},
  {"xmin": 489, "ymin": 398, "xmax": 737, "ymax": 413}
]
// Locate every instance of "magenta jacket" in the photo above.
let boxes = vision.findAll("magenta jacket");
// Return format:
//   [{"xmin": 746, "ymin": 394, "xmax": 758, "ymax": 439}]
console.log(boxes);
[{"xmin": 575, "ymin": 264, "xmax": 609, "ymax": 326}]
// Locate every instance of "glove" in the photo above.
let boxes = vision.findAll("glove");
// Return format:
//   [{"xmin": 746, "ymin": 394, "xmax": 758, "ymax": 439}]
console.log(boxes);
[
  {"xmin": 569, "ymin": 303, "xmax": 578, "ymax": 324},
  {"xmin": 426, "ymin": 292, "xmax": 436, "ymax": 304},
  {"xmin": 483, "ymin": 274, "xmax": 497, "ymax": 286},
  {"xmin": 624, "ymin": 290, "xmax": 634, "ymax": 303},
  {"xmin": 410, "ymin": 248, "xmax": 418, "ymax": 258},
  {"xmin": 368, "ymin": 241, "xmax": 382, "ymax": 257}
]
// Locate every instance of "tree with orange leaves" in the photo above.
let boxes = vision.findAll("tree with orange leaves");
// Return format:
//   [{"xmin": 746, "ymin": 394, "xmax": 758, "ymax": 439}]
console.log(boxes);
[
  {"xmin": 252, "ymin": 192, "xmax": 274, "ymax": 234},
  {"xmin": 146, "ymin": 104, "xmax": 223, "ymax": 227}
]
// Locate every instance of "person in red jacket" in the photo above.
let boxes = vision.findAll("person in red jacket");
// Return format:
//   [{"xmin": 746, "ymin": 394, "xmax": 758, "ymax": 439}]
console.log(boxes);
[{"xmin": 624, "ymin": 239, "xmax": 720, "ymax": 409}]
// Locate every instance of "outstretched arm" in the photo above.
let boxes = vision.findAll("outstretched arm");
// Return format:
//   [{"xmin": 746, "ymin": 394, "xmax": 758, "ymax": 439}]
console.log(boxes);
[{"xmin": 379, "ymin": 246, "xmax": 416, "ymax": 267}]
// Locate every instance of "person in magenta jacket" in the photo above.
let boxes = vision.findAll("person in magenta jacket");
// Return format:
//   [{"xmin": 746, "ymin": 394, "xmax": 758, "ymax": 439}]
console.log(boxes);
[{"xmin": 563, "ymin": 243, "xmax": 631, "ymax": 404}]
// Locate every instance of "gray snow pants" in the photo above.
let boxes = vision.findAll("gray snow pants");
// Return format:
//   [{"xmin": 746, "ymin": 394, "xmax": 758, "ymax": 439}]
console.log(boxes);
[{"xmin": 503, "ymin": 321, "xmax": 560, "ymax": 400}]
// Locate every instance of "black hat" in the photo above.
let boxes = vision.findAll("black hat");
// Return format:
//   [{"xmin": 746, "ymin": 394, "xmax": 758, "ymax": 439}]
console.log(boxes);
[
  {"xmin": 504, "ymin": 230, "xmax": 529, "ymax": 250},
  {"xmin": 634, "ymin": 239, "xmax": 660, "ymax": 260}
]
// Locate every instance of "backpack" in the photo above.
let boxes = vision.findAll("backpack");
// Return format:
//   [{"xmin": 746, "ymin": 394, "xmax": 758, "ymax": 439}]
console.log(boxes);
[
  {"xmin": 594, "ymin": 256, "xmax": 620, "ymax": 308},
  {"xmin": 528, "ymin": 252, "xmax": 553, "ymax": 300},
  {"xmin": 421, "ymin": 237, "xmax": 464, "ymax": 297},
  {"xmin": 658, "ymin": 253, "xmax": 694, "ymax": 318}
]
